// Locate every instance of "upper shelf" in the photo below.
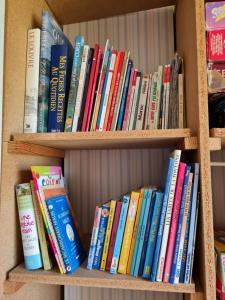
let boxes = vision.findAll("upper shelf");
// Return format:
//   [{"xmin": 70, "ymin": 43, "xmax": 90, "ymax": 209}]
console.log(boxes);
[{"xmin": 210, "ymin": 128, "xmax": 225, "ymax": 149}]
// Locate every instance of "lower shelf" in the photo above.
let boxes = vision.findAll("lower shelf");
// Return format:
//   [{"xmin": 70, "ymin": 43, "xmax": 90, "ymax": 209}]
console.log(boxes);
[{"xmin": 8, "ymin": 263, "xmax": 196, "ymax": 294}]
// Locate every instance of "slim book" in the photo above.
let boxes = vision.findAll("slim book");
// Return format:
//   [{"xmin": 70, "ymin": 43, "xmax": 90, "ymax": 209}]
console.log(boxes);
[
  {"xmin": 154, "ymin": 66, "xmax": 163, "ymax": 129},
  {"xmin": 135, "ymin": 74, "xmax": 149, "ymax": 130},
  {"xmin": 149, "ymin": 72, "xmax": 158, "ymax": 129},
  {"xmin": 128, "ymin": 72, "xmax": 141, "ymax": 130},
  {"xmin": 126, "ymin": 70, "xmax": 138, "ymax": 130}
]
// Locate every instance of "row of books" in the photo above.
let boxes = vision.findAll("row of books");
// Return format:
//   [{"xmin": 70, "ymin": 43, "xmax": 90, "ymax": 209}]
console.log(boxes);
[
  {"xmin": 87, "ymin": 150, "xmax": 199, "ymax": 284},
  {"xmin": 16, "ymin": 166, "xmax": 85, "ymax": 273},
  {"xmin": 24, "ymin": 10, "xmax": 185, "ymax": 134},
  {"xmin": 215, "ymin": 230, "xmax": 225, "ymax": 300}
]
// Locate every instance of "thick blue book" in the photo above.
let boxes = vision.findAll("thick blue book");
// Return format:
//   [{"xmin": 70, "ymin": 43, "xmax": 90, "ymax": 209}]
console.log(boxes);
[
  {"xmin": 46, "ymin": 194, "xmax": 86, "ymax": 274},
  {"xmin": 169, "ymin": 165, "xmax": 191, "ymax": 284},
  {"xmin": 116, "ymin": 59, "xmax": 133, "ymax": 130},
  {"xmin": 130, "ymin": 188, "xmax": 148, "ymax": 275},
  {"xmin": 110, "ymin": 194, "xmax": 130, "ymax": 274},
  {"xmin": 142, "ymin": 191, "xmax": 163, "ymax": 279},
  {"xmin": 92, "ymin": 202, "xmax": 110, "ymax": 269},
  {"xmin": 150, "ymin": 157, "xmax": 174, "ymax": 282}
]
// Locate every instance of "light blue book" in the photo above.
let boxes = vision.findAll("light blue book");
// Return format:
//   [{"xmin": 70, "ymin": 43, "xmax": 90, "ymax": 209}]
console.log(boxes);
[
  {"xmin": 169, "ymin": 165, "xmax": 191, "ymax": 284},
  {"xmin": 130, "ymin": 188, "xmax": 149, "ymax": 275},
  {"xmin": 142, "ymin": 191, "xmax": 163, "ymax": 279},
  {"xmin": 64, "ymin": 35, "xmax": 85, "ymax": 132},
  {"xmin": 133, "ymin": 189, "xmax": 154, "ymax": 277},
  {"xmin": 184, "ymin": 163, "xmax": 199, "ymax": 284},
  {"xmin": 150, "ymin": 157, "xmax": 174, "ymax": 282},
  {"xmin": 110, "ymin": 194, "xmax": 130, "ymax": 274}
]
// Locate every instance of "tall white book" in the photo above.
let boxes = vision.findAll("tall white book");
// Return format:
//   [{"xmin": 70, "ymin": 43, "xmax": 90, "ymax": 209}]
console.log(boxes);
[
  {"xmin": 128, "ymin": 73, "xmax": 141, "ymax": 130},
  {"xmin": 135, "ymin": 74, "xmax": 149, "ymax": 130},
  {"xmin": 23, "ymin": 29, "xmax": 41, "ymax": 133}
]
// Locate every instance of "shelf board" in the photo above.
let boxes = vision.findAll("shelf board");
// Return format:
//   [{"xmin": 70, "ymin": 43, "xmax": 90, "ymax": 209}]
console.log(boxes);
[
  {"xmin": 8, "ymin": 263, "xmax": 195, "ymax": 293},
  {"xmin": 210, "ymin": 128, "xmax": 225, "ymax": 149},
  {"xmin": 11, "ymin": 129, "xmax": 193, "ymax": 151}
]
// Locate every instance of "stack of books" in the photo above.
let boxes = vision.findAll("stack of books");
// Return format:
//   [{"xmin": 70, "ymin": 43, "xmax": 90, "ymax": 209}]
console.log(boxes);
[
  {"xmin": 87, "ymin": 150, "xmax": 199, "ymax": 284},
  {"xmin": 16, "ymin": 166, "xmax": 86, "ymax": 274},
  {"xmin": 24, "ymin": 10, "xmax": 184, "ymax": 134}
]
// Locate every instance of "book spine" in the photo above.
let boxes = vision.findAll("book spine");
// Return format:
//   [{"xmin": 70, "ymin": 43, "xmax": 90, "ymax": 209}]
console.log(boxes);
[
  {"xmin": 164, "ymin": 65, "xmax": 171, "ymax": 129},
  {"xmin": 142, "ymin": 191, "xmax": 163, "ymax": 279},
  {"xmin": 30, "ymin": 181, "xmax": 52, "ymax": 270},
  {"xmin": 122, "ymin": 68, "xmax": 135, "ymax": 130},
  {"xmin": 82, "ymin": 44, "xmax": 99, "ymax": 131},
  {"xmin": 106, "ymin": 201, "xmax": 122, "ymax": 271},
  {"xmin": 150, "ymin": 158, "xmax": 174, "ymax": 282},
  {"xmin": 163, "ymin": 163, "xmax": 186, "ymax": 282},
  {"xmin": 100, "ymin": 200, "xmax": 116, "ymax": 270},
  {"xmin": 110, "ymin": 195, "xmax": 130, "ymax": 274},
  {"xmin": 117, "ymin": 59, "xmax": 133, "ymax": 130},
  {"xmin": 155, "ymin": 66, "xmax": 164, "ymax": 129},
  {"xmin": 118, "ymin": 191, "xmax": 140, "ymax": 274},
  {"xmin": 149, "ymin": 72, "xmax": 158, "ymax": 129},
  {"xmin": 126, "ymin": 70, "xmax": 138, "ymax": 130},
  {"xmin": 161, "ymin": 66, "xmax": 169, "ymax": 129},
  {"xmin": 87, "ymin": 206, "xmax": 102, "ymax": 270},
  {"xmin": 24, "ymin": 29, "xmax": 40, "ymax": 133},
  {"xmin": 178, "ymin": 73, "xmax": 184, "ymax": 128},
  {"xmin": 128, "ymin": 73, "xmax": 141, "ymax": 130},
  {"xmin": 64, "ymin": 35, "xmax": 85, "ymax": 132},
  {"xmin": 93, "ymin": 203, "xmax": 110, "ymax": 269},
  {"xmin": 144, "ymin": 74, "xmax": 152, "ymax": 129},
  {"xmin": 16, "ymin": 183, "xmax": 43, "ymax": 270},
  {"xmin": 72, "ymin": 45, "xmax": 90, "ymax": 132},
  {"xmin": 135, "ymin": 74, "xmax": 149, "ymax": 130}
]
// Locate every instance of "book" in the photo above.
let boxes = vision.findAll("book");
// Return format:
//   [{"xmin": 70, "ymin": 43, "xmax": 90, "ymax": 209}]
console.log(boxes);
[
  {"xmin": 24, "ymin": 28, "xmax": 40, "ymax": 133},
  {"xmin": 207, "ymin": 30, "xmax": 225, "ymax": 61},
  {"xmin": 156, "ymin": 150, "xmax": 181, "ymax": 282},
  {"xmin": 38, "ymin": 11, "xmax": 71, "ymax": 132},
  {"xmin": 128, "ymin": 72, "xmax": 142, "ymax": 130},
  {"xmin": 160, "ymin": 66, "xmax": 168, "ymax": 129},
  {"xmin": 105, "ymin": 201, "xmax": 122, "ymax": 271},
  {"xmin": 205, "ymin": 2, "xmax": 225, "ymax": 30},
  {"xmin": 144, "ymin": 74, "xmax": 153, "ymax": 130},
  {"xmin": 64, "ymin": 35, "xmax": 85, "ymax": 132},
  {"xmin": 155, "ymin": 66, "xmax": 164, "ymax": 128},
  {"xmin": 87, "ymin": 206, "xmax": 102, "ymax": 270},
  {"xmin": 163, "ymin": 65, "xmax": 171, "ymax": 129},
  {"xmin": 118, "ymin": 191, "xmax": 140, "ymax": 274},
  {"xmin": 110, "ymin": 194, "xmax": 130, "ymax": 274},
  {"xmin": 163, "ymin": 162, "xmax": 186, "ymax": 282},
  {"xmin": 126, "ymin": 70, "xmax": 138, "ymax": 130},
  {"xmin": 48, "ymin": 44, "xmax": 70, "ymax": 132},
  {"xmin": 72, "ymin": 45, "xmax": 90, "ymax": 132},
  {"xmin": 93, "ymin": 202, "xmax": 110, "ymax": 269},
  {"xmin": 215, "ymin": 233, "xmax": 225, "ymax": 291},
  {"xmin": 142, "ymin": 191, "xmax": 163, "ymax": 279},
  {"xmin": 30, "ymin": 181, "xmax": 52, "ymax": 270},
  {"xmin": 16, "ymin": 183, "xmax": 43, "ymax": 270},
  {"xmin": 149, "ymin": 72, "xmax": 158, "ymax": 129},
  {"xmin": 135, "ymin": 74, "xmax": 149, "ymax": 130},
  {"xmin": 100, "ymin": 200, "xmax": 116, "ymax": 270},
  {"xmin": 178, "ymin": 73, "xmax": 184, "ymax": 128}
]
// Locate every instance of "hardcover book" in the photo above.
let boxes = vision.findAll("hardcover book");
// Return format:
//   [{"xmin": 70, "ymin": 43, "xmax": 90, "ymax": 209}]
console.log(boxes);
[
  {"xmin": 135, "ymin": 74, "xmax": 149, "ymax": 130},
  {"xmin": 128, "ymin": 72, "xmax": 141, "ymax": 130}
]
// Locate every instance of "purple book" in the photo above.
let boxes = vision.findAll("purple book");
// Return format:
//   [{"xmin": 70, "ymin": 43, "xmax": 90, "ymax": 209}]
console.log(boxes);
[{"xmin": 206, "ymin": 2, "xmax": 225, "ymax": 30}]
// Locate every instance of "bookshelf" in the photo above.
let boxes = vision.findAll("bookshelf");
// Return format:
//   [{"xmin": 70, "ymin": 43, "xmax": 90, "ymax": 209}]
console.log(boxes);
[{"xmin": 0, "ymin": 1, "xmax": 216, "ymax": 300}]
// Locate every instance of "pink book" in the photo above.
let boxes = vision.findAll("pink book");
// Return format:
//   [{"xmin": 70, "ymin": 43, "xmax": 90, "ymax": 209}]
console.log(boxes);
[{"xmin": 163, "ymin": 162, "xmax": 186, "ymax": 282}]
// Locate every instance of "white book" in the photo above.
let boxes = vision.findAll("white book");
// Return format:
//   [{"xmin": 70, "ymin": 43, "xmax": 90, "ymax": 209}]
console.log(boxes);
[
  {"xmin": 144, "ymin": 74, "xmax": 152, "ymax": 130},
  {"xmin": 24, "ymin": 29, "xmax": 41, "ymax": 133},
  {"xmin": 156, "ymin": 149, "xmax": 181, "ymax": 282},
  {"xmin": 164, "ymin": 65, "xmax": 171, "ymax": 129},
  {"xmin": 135, "ymin": 74, "xmax": 149, "ymax": 130},
  {"xmin": 178, "ymin": 73, "xmax": 184, "ymax": 129},
  {"xmin": 126, "ymin": 70, "xmax": 138, "ymax": 130},
  {"xmin": 128, "ymin": 73, "xmax": 141, "ymax": 130},
  {"xmin": 149, "ymin": 72, "xmax": 158, "ymax": 130},
  {"xmin": 72, "ymin": 45, "xmax": 90, "ymax": 132},
  {"xmin": 99, "ymin": 51, "xmax": 117, "ymax": 131},
  {"xmin": 154, "ymin": 65, "xmax": 163, "ymax": 129},
  {"xmin": 161, "ymin": 65, "xmax": 169, "ymax": 129}
]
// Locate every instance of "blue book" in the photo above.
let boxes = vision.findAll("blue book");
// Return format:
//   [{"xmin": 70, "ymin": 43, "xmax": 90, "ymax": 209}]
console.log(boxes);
[
  {"xmin": 110, "ymin": 194, "xmax": 130, "ymax": 274},
  {"xmin": 65, "ymin": 35, "xmax": 85, "ymax": 132},
  {"xmin": 138, "ymin": 191, "xmax": 156, "ymax": 276},
  {"xmin": 46, "ymin": 194, "xmax": 86, "ymax": 274},
  {"xmin": 169, "ymin": 166, "xmax": 191, "ymax": 284},
  {"xmin": 142, "ymin": 191, "xmax": 163, "ymax": 279},
  {"xmin": 184, "ymin": 163, "xmax": 200, "ymax": 284},
  {"xmin": 130, "ymin": 189, "xmax": 148, "ymax": 275},
  {"xmin": 133, "ymin": 189, "xmax": 153, "ymax": 277},
  {"xmin": 93, "ymin": 202, "xmax": 110, "ymax": 269},
  {"xmin": 116, "ymin": 59, "xmax": 133, "ymax": 130},
  {"xmin": 150, "ymin": 157, "xmax": 174, "ymax": 282}
]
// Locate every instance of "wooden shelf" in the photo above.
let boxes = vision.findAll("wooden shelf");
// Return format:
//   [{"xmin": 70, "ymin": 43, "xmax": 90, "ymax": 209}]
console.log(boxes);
[
  {"xmin": 8, "ymin": 263, "xmax": 195, "ymax": 294},
  {"xmin": 210, "ymin": 128, "xmax": 225, "ymax": 149}
]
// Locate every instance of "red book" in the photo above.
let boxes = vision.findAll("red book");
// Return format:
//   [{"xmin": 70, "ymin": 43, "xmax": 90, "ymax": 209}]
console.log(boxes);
[
  {"xmin": 82, "ymin": 44, "xmax": 99, "ymax": 131},
  {"xmin": 106, "ymin": 51, "xmax": 125, "ymax": 131},
  {"xmin": 86, "ymin": 48, "xmax": 103, "ymax": 131},
  {"xmin": 207, "ymin": 30, "xmax": 225, "ymax": 61},
  {"xmin": 105, "ymin": 201, "xmax": 122, "ymax": 271}
]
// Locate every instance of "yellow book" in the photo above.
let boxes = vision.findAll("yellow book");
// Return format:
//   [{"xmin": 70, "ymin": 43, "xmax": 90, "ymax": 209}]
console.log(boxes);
[
  {"xmin": 118, "ymin": 191, "xmax": 140, "ymax": 274},
  {"xmin": 126, "ymin": 188, "xmax": 144, "ymax": 274},
  {"xmin": 100, "ymin": 200, "xmax": 116, "ymax": 270}
]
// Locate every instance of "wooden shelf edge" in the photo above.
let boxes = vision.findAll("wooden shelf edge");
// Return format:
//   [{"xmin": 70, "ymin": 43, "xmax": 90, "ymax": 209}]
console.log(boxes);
[
  {"xmin": 209, "ymin": 137, "xmax": 222, "ymax": 151},
  {"xmin": 8, "ymin": 264, "xmax": 196, "ymax": 294},
  {"xmin": 3, "ymin": 280, "xmax": 25, "ymax": 295}
]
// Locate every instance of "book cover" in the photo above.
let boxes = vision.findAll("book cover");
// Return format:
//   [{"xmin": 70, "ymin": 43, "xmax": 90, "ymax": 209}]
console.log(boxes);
[
  {"xmin": 118, "ymin": 191, "xmax": 140, "ymax": 274},
  {"xmin": 207, "ymin": 30, "xmax": 225, "ymax": 61},
  {"xmin": 149, "ymin": 72, "xmax": 158, "ymax": 129},
  {"xmin": 135, "ymin": 74, "xmax": 149, "ymax": 130},
  {"xmin": 159, "ymin": 66, "xmax": 168, "ymax": 129},
  {"xmin": 106, "ymin": 201, "xmax": 122, "ymax": 271},
  {"xmin": 122, "ymin": 68, "xmax": 135, "ymax": 130},
  {"xmin": 163, "ymin": 162, "xmax": 186, "ymax": 282},
  {"xmin": 93, "ymin": 202, "xmax": 110, "ymax": 269},
  {"xmin": 110, "ymin": 194, "xmax": 130, "ymax": 274},
  {"xmin": 150, "ymin": 157, "xmax": 174, "ymax": 282},
  {"xmin": 64, "ymin": 35, "xmax": 85, "ymax": 132},
  {"xmin": 142, "ymin": 191, "xmax": 163, "ymax": 279},
  {"xmin": 205, "ymin": 2, "xmax": 225, "ymax": 30},
  {"xmin": 144, "ymin": 74, "xmax": 153, "ymax": 130},
  {"xmin": 164, "ymin": 65, "xmax": 171, "ymax": 129},
  {"xmin": 155, "ymin": 66, "xmax": 164, "ymax": 129},
  {"xmin": 16, "ymin": 183, "xmax": 43, "ymax": 270},
  {"xmin": 38, "ymin": 11, "xmax": 71, "ymax": 132},
  {"xmin": 126, "ymin": 70, "xmax": 138, "ymax": 130},
  {"xmin": 128, "ymin": 72, "xmax": 142, "ymax": 130},
  {"xmin": 24, "ymin": 28, "xmax": 40, "ymax": 133},
  {"xmin": 48, "ymin": 44, "xmax": 71, "ymax": 132},
  {"xmin": 215, "ymin": 238, "xmax": 225, "ymax": 292},
  {"xmin": 100, "ymin": 200, "xmax": 116, "ymax": 270},
  {"xmin": 87, "ymin": 206, "xmax": 102, "ymax": 270}
]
